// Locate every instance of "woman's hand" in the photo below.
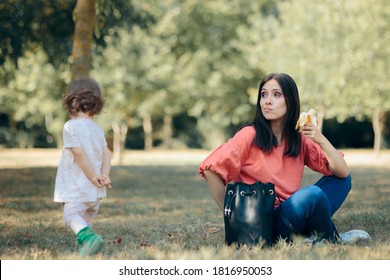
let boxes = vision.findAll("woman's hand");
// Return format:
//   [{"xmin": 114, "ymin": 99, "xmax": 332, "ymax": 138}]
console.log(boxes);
[{"xmin": 302, "ymin": 123, "xmax": 324, "ymax": 144}]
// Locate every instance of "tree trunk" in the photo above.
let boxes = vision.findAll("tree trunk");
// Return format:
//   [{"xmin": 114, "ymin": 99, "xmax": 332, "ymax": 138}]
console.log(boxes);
[
  {"xmin": 372, "ymin": 108, "xmax": 384, "ymax": 157},
  {"xmin": 111, "ymin": 121, "xmax": 128, "ymax": 164},
  {"xmin": 143, "ymin": 114, "xmax": 153, "ymax": 151},
  {"xmin": 163, "ymin": 113, "xmax": 173, "ymax": 148},
  {"xmin": 71, "ymin": 0, "xmax": 95, "ymax": 80}
]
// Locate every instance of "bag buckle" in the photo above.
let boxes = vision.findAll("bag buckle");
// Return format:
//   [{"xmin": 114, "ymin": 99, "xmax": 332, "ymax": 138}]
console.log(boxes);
[{"xmin": 224, "ymin": 190, "xmax": 236, "ymax": 218}]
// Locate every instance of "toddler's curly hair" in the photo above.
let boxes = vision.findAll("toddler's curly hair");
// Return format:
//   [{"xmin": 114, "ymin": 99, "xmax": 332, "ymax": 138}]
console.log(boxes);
[{"xmin": 64, "ymin": 77, "xmax": 105, "ymax": 117}]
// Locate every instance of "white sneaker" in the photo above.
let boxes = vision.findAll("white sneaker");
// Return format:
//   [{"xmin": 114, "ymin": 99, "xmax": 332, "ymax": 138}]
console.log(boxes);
[
  {"xmin": 339, "ymin": 230, "xmax": 371, "ymax": 245},
  {"xmin": 303, "ymin": 237, "xmax": 314, "ymax": 244}
]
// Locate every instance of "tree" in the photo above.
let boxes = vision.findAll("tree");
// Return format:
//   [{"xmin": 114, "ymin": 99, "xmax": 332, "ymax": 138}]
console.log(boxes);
[
  {"xmin": 0, "ymin": 47, "xmax": 67, "ymax": 147},
  {"xmin": 71, "ymin": 0, "xmax": 96, "ymax": 79},
  {"xmin": 240, "ymin": 0, "xmax": 390, "ymax": 153},
  {"xmin": 0, "ymin": 0, "xmax": 140, "ymax": 68},
  {"xmin": 0, "ymin": 0, "xmax": 161, "ymax": 150},
  {"xmin": 158, "ymin": 0, "xmax": 275, "ymax": 148},
  {"xmin": 0, "ymin": 0, "xmax": 75, "ymax": 147},
  {"xmin": 0, "ymin": 0, "xmax": 76, "ymax": 68},
  {"xmin": 93, "ymin": 25, "xmax": 177, "ymax": 158},
  {"xmin": 93, "ymin": 0, "xmax": 276, "ymax": 152},
  {"xmin": 341, "ymin": 0, "xmax": 390, "ymax": 155}
]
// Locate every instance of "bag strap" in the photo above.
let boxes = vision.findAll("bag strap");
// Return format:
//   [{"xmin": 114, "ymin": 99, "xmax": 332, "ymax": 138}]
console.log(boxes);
[{"xmin": 224, "ymin": 190, "xmax": 236, "ymax": 218}]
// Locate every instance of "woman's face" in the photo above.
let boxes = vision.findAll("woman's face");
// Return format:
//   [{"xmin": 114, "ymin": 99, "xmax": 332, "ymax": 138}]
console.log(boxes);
[{"xmin": 259, "ymin": 79, "xmax": 287, "ymax": 123}]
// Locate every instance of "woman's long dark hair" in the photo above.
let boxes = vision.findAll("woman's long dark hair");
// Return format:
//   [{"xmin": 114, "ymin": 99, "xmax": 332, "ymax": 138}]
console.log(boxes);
[{"xmin": 250, "ymin": 73, "xmax": 301, "ymax": 157}]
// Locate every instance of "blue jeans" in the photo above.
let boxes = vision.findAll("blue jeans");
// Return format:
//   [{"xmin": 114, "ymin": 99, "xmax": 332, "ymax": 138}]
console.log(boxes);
[{"xmin": 273, "ymin": 175, "xmax": 352, "ymax": 243}]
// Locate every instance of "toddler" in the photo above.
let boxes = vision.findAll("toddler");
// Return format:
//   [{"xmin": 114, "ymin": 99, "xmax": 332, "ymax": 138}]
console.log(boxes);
[{"xmin": 54, "ymin": 77, "xmax": 111, "ymax": 256}]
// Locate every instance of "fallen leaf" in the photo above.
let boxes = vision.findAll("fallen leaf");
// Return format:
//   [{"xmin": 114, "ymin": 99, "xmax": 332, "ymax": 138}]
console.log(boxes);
[
  {"xmin": 24, "ymin": 233, "xmax": 34, "ymax": 238},
  {"xmin": 205, "ymin": 227, "xmax": 220, "ymax": 234},
  {"xmin": 113, "ymin": 236, "xmax": 122, "ymax": 244}
]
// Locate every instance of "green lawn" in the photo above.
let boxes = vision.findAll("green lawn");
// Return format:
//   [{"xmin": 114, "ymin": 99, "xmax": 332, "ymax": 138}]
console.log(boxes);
[{"xmin": 0, "ymin": 155, "xmax": 389, "ymax": 260}]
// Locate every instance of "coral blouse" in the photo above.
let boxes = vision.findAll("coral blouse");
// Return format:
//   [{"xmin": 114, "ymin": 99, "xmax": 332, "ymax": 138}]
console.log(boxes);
[{"xmin": 198, "ymin": 126, "xmax": 335, "ymax": 205}]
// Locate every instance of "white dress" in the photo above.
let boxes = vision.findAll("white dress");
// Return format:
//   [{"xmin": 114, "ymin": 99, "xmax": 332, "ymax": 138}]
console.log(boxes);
[{"xmin": 54, "ymin": 118, "xmax": 107, "ymax": 202}]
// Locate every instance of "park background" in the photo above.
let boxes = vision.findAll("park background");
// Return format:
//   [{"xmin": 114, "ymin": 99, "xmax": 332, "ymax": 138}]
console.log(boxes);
[
  {"xmin": 0, "ymin": 0, "xmax": 389, "ymax": 260},
  {"xmin": 1, "ymin": 0, "xmax": 390, "ymax": 158}
]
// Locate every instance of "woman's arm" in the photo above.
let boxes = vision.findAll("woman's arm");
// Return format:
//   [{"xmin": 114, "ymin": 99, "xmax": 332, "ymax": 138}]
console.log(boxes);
[
  {"xmin": 203, "ymin": 170, "xmax": 226, "ymax": 212},
  {"xmin": 303, "ymin": 123, "xmax": 350, "ymax": 178},
  {"xmin": 199, "ymin": 127, "xmax": 256, "ymax": 211}
]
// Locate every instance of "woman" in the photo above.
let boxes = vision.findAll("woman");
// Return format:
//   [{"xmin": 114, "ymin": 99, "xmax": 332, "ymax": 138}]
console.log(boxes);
[{"xmin": 199, "ymin": 73, "xmax": 370, "ymax": 245}]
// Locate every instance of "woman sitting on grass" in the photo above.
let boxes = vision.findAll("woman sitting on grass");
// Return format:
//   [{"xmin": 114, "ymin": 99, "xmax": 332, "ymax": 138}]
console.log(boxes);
[{"xmin": 199, "ymin": 73, "xmax": 371, "ymax": 246}]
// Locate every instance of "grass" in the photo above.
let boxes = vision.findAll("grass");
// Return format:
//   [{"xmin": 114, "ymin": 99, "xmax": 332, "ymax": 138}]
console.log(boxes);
[{"xmin": 0, "ymin": 149, "xmax": 389, "ymax": 260}]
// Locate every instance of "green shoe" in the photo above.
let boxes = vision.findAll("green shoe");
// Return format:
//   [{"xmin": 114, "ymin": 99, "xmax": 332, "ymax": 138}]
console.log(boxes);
[
  {"xmin": 77, "ymin": 227, "xmax": 104, "ymax": 257},
  {"xmin": 79, "ymin": 234, "xmax": 104, "ymax": 257}
]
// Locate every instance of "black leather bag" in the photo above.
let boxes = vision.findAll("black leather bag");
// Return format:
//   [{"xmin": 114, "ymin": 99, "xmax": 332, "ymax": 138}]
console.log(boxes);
[{"xmin": 224, "ymin": 181, "xmax": 275, "ymax": 247}]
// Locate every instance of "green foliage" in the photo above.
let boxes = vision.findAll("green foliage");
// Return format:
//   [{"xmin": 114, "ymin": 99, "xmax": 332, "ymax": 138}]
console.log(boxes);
[
  {"xmin": 0, "ymin": 46, "xmax": 68, "ymax": 147},
  {"xmin": 0, "ymin": 0, "xmax": 76, "ymax": 67},
  {"xmin": 0, "ymin": 0, "xmax": 389, "ymax": 149},
  {"xmin": 93, "ymin": 0, "xmax": 272, "ymax": 148},
  {"xmin": 241, "ymin": 0, "xmax": 390, "ymax": 120},
  {"xmin": 0, "ymin": 0, "xmax": 151, "ymax": 67}
]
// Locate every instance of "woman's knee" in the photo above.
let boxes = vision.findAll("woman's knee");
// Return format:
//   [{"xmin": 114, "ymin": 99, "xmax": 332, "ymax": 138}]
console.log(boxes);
[
  {"xmin": 332, "ymin": 174, "xmax": 352, "ymax": 191},
  {"xmin": 286, "ymin": 185, "xmax": 329, "ymax": 216},
  {"xmin": 317, "ymin": 174, "xmax": 352, "ymax": 198},
  {"xmin": 343, "ymin": 174, "xmax": 352, "ymax": 192},
  {"xmin": 297, "ymin": 185, "xmax": 327, "ymax": 202},
  {"xmin": 305, "ymin": 185, "xmax": 328, "ymax": 204}
]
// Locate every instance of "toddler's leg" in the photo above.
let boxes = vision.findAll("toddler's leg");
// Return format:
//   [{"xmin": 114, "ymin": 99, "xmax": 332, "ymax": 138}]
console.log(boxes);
[
  {"xmin": 63, "ymin": 202, "xmax": 90, "ymax": 234},
  {"xmin": 83, "ymin": 200, "xmax": 101, "ymax": 227},
  {"xmin": 63, "ymin": 201, "xmax": 104, "ymax": 256}
]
